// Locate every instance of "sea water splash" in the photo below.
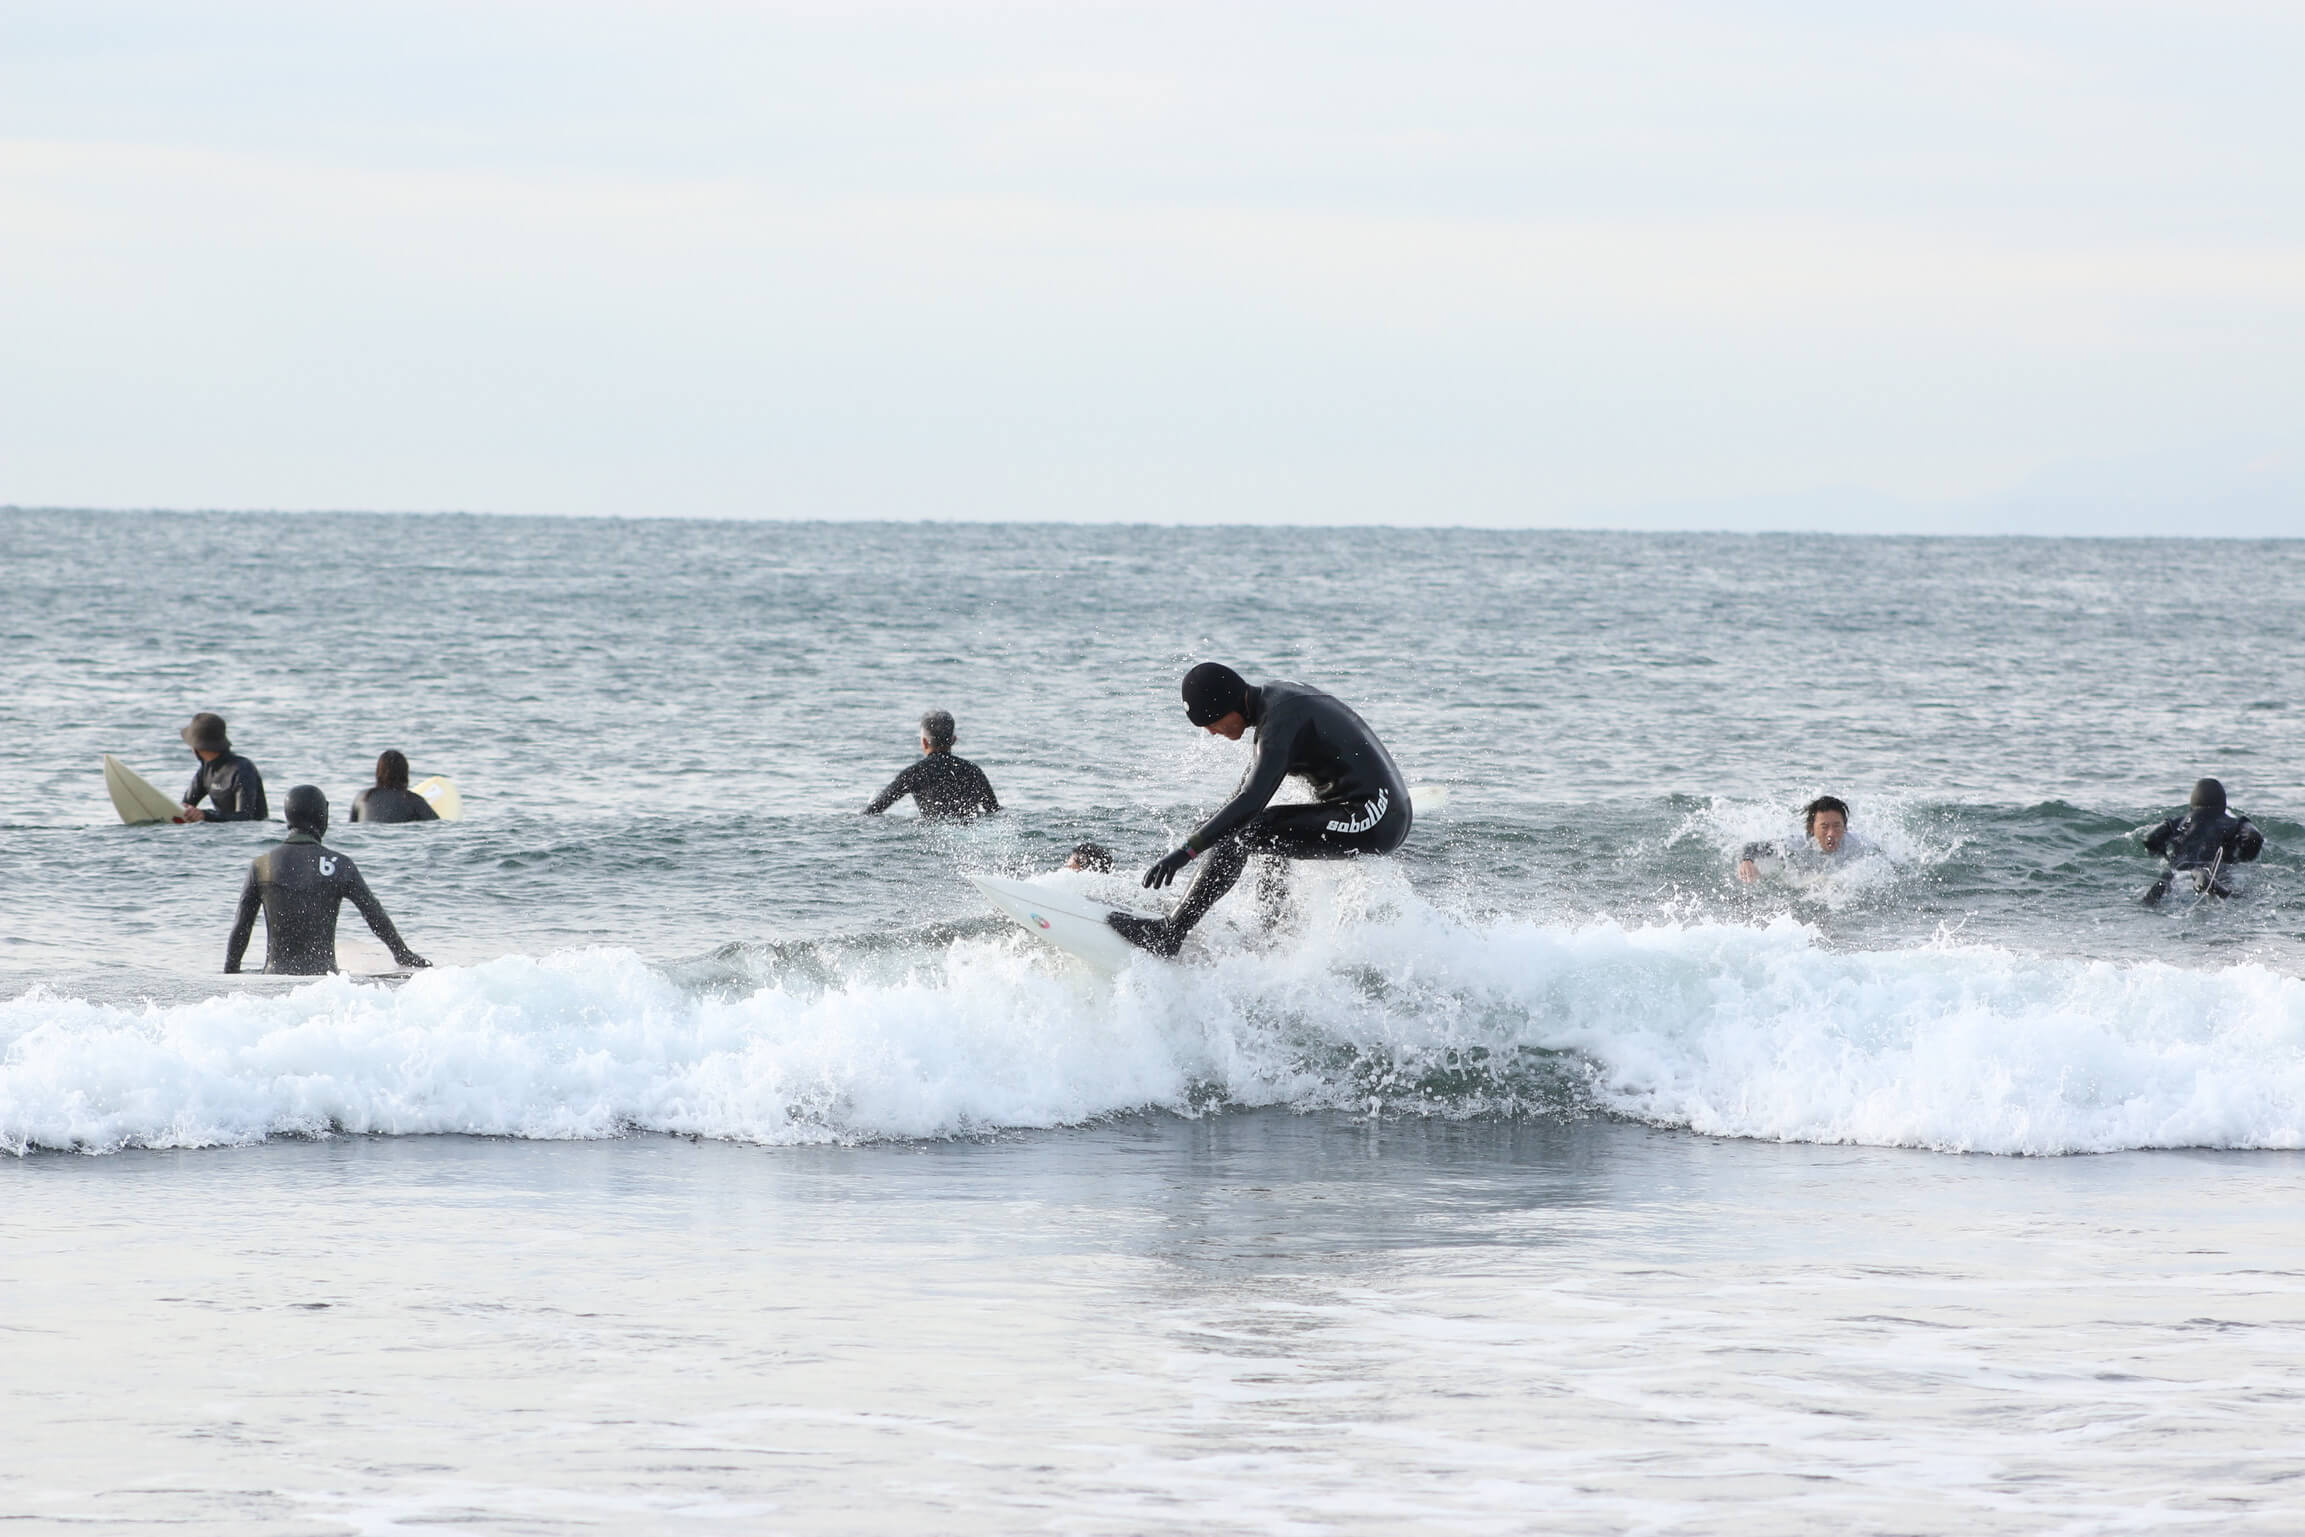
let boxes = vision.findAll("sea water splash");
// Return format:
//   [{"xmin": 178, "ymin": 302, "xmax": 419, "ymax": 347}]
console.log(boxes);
[{"xmin": 8, "ymin": 867, "xmax": 2303, "ymax": 1158}]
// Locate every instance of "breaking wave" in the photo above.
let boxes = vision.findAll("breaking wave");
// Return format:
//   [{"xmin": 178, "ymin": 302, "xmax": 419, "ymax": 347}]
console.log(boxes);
[{"xmin": 6, "ymin": 869, "xmax": 2303, "ymax": 1157}]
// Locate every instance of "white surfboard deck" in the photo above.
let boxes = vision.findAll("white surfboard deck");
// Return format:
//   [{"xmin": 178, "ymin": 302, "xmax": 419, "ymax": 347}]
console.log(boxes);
[
  {"xmin": 968, "ymin": 873, "xmax": 1161, "ymax": 973},
  {"xmin": 103, "ymin": 755, "xmax": 185, "ymax": 824},
  {"xmin": 413, "ymin": 775, "xmax": 463, "ymax": 820}
]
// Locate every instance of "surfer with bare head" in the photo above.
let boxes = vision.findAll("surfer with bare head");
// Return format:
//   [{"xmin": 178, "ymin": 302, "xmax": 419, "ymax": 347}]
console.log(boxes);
[
  {"xmin": 225, "ymin": 786, "xmax": 429, "ymax": 975},
  {"xmin": 1736, "ymin": 795, "xmax": 1855, "ymax": 883},
  {"xmin": 863, "ymin": 709, "xmax": 1001, "ymax": 820},
  {"xmin": 178, "ymin": 712, "xmax": 269, "ymax": 823},
  {"xmin": 351, "ymin": 750, "xmax": 441, "ymax": 824},
  {"xmin": 1110, "ymin": 663, "xmax": 1411, "ymax": 957}
]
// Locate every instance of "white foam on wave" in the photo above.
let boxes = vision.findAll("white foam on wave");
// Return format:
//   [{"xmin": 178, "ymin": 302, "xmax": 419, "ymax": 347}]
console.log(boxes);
[{"xmin": 5, "ymin": 868, "xmax": 2303, "ymax": 1156}]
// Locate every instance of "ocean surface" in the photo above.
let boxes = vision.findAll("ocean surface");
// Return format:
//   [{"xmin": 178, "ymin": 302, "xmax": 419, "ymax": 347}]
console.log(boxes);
[{"xmin": 4, "ymin": 509, "xmax": 2305, "ymax": 1532}]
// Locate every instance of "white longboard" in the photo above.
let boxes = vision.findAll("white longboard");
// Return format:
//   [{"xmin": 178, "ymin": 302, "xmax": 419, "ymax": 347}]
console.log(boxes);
[
  {"xmin": 103, "ymin": 755, "xmax": 185, "ymax": 824},
  {"xmin": 413, "ymin": 776, "xmax": 464, "ymax": 820},
  {"xmin": 968, "ymin": 874, "xmax": 1159, "ymax": 973}
]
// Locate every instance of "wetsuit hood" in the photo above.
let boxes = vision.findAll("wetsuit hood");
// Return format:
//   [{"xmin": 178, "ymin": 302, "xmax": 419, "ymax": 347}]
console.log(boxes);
[
  {"xmin": 2190, "ymin": 778, "xmax": 2227, "ymax": 815},
  {"xmin": 284, "ymin": 784, "xmax": 330, "ymax": 836},
  {"xmin": 1182, "ymin": 663, "xmax": 1250, "ymax": 727}
]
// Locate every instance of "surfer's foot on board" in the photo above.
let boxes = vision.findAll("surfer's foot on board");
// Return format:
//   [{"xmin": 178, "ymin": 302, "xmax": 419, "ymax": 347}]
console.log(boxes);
[{"xmin": 1107, "ymin": 912, "xmax": 1183, "ymax": 958}]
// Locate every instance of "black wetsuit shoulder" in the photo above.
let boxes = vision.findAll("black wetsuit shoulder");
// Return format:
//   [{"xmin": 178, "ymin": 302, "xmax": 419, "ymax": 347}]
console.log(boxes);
[
  {"xmin": 225, "ymin": 833, "xmax": 418, "ymax": 975},
  {"xmin": 2145, "ymin": 809, "xmax": 2262, "ymax": 869},
  {"xmin": 184, "ymin": 752, "xmax": 269, "ymax": 821},
  {"xmin": 352, "ymin": 786, "xmax": 440, "ymax": 823},
  {"xmin": 1188, "ymin": 681, "xmax": 1407, "ymax": 853},
  {"xmin": 864, "ymin": 752, "xmax": 1000, "ymax": 820}
]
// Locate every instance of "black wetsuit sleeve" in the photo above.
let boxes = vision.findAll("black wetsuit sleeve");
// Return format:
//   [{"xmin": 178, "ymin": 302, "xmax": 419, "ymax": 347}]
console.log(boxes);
[
  {"xmin": 864, "ymin": 762, "xmax": 922, "ymax": 815},
  {"xmin": 224, "ymin": 864, "xmax": 261, "ymax": 973},
  {"xmin": 350, "ymin": 789, "xmax": 369, "ymax": 823},
  {"xmin": 2230, "ymin": 819, "xmax": 2264, "ymax": 862},
  {"xmin": 2142, "ymin": 818, "xmax": 2180, "ymax": 857},
  {"xmin": 1187, "ymin": 718, "xmax": 1298, "ymax": 854},
  {"xmin": 196, "ymin": 758, "xmax": 269, "ymax": 821},
  {"xmin": 344, "ymin": 864, "xmax": 419, "ymax": 963},
  {"xmin": 970, "ymin": 762, "xmax": 999, "ymax": 816}
]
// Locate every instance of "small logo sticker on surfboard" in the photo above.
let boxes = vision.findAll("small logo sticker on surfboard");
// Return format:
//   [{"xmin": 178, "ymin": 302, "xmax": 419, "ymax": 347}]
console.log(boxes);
[{"xmin": 1029, "ymin": 912, "xmax": 1051, "ymax": 929}]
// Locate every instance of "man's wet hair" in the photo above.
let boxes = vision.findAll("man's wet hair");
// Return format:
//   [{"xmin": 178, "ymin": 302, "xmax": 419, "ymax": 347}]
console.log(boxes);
[
  {"xmin": 920, "ymin": 709, "xmax": 957, "ymax": 750},
  {"xmin": 1803, "ymin": 795, "xmax": 1850, "ymax": 834},
  {"xmin": 1068, "ymin": 841, "xmax": 1114, "ymax": 873},
  {"xmin": 376, "ymin": 749, "xmax": 411, "ymax": 790}
]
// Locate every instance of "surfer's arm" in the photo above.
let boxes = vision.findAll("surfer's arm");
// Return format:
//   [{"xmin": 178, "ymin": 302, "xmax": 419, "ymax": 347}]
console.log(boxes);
[
  {"xmin": 973, "ymin": 766, "xmax": 1000, "ymax": 816},
  {"xmin": 224, "ymin": 869, "xmax": 260, "ymax": 972},
  {"xmin": 345, "ymin": 866, "xmax": 427, "ymax": 967},
  {"xmin": 2141, "ymin": 818, "xmax": 2179, "ymax": 856},
  {"xmin": 1186, "ymin": 718, "xmax": 1297, "ymax": 853},
  {"xmin": 2230, "ymin": 819, "xmax": 2264, "ymax": 862},
  {"xmin": 862, "ymin": 763, "xmax": 919, "ymax": 815}
]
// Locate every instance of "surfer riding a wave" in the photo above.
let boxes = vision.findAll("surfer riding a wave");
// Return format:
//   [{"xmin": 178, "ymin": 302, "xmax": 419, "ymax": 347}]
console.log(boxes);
[{"xmin": 1106, "ymin": 663, "xmax": 1412, "ymax": 958}]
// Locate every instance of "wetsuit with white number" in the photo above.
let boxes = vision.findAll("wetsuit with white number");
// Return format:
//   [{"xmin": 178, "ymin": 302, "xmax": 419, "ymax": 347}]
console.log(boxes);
[{"xmin": 225, "ymin": 831, "xmax": 423, "ymax": 974}]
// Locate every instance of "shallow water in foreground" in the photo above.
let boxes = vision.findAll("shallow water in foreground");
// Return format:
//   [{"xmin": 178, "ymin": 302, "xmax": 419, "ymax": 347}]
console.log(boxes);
[{"xmin": 6, "ymin": 1116, "xmax": 2303, "ymax": 1535}]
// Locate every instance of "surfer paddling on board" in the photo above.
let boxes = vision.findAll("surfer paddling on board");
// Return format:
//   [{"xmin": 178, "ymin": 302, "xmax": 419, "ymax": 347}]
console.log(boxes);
[
  {"xmin": 177, "ymin": 712, "xmax": 269, "ymax": 822},
  {"xmin": 1110, "ymin": 664, "xmax": 1411, "ymax": 958},
  {"xmin": 863, "ymin": 710, "xmax": 1000, "ymax": 820},
  {"xmin": 225, "ymin": 786, "xmax": 429, "ymax": 975},
  {"xmin": 1736, "ymin": 796, "xmax": 1863, "ymax": 883},
  {"xmin": 351, "ymin": 750, "xmax": 440, "ymax": 824},
  {"xmin": 2139, "ymin": 778, "xmax": 2263, "ymax": 904}
]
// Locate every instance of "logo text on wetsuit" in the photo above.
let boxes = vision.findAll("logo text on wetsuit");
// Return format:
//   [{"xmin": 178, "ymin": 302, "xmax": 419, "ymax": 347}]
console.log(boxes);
[{"xmin": 1327, "ymin": 789, "xmax": 1388, "ymax": 834}]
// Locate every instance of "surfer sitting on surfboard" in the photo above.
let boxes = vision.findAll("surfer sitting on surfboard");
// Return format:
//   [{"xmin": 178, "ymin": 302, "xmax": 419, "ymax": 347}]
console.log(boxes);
[
  {"xmin": 351, "ymin": 750, "xmax": 441, "ymax": 823},
  {"xmin": 863, "ymin": 710, "xmax": 1001, "ymax": 820},
  {"xmin": 1110, "ymin": 663, "xmax": 1412, "ymax": 958},
  {"xmin": 2140, "ymin": 778, "xmax": 2263, "ymax": 904},
  {"xmin": 225, "ymin": 786, "xmax": 430, "ymax": 975},
  {"xmin": 177, "ymin": 712, "xmax": 269, "ymax": 822}
]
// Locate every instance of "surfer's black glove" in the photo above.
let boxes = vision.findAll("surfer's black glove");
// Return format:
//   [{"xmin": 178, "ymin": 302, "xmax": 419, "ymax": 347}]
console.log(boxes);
[{"xmin": 1144, "ymin": 846, "xmax": 1196, "ymax": 890}]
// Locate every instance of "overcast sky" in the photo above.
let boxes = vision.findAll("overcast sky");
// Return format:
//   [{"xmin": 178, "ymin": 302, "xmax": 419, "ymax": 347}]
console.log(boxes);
[{"xmin": 2, "ymin": 1, "xmax": 2299, "ymax": 532}]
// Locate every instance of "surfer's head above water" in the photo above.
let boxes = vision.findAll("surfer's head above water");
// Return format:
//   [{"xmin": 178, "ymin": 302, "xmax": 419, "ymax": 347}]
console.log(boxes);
[
  {"xmin": 2190, "ymin": 778, "xmax": 2227, "ymax": 815},
  {"xmin": 920, "ymin": 710, "xmax": 957, "ymax": 753},
  {"xmin": 1181, "ymin": 663, "xmax": 1250, "ymax": 736},
  {"xmin": 1803, "ymin": 796, "xmax": 1850, "ymax": 852},
  {"xmin": 284, "ymin": 784, "xmax": 329, "ymax": 837},
  {"xmin": 375, "ymin": 750, "xmax": 411, "ymax": 790},
  {"xmin": 182, "ymin": 712, "xmax": 231, "ymax": 756}
]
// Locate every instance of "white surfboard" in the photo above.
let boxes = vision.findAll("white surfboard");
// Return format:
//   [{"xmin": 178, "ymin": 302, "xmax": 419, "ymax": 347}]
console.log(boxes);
[
  {"xmin": 413, "ymin": 775, "xmax": 463, "ymax": 820},
  {"xmin": 1408, "ymin": 784, "xmax": 1449, "ymax": 813},
  {"xmin": 103, "ymin": 755, "xmax": 185, "ymax": 824},
  {"xmin": 968, "ymin": 873, "xmax": 1160, "ymax": 973}
]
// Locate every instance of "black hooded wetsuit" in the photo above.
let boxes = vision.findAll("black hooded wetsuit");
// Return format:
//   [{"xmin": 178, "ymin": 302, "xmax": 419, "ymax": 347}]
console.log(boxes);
[
  {"xmin": 864, "ymin": 752, "xmax": 1000, "ymax": 820},
  {"xmin": 1157, "ymin": 681, "xmax": 1410, "ymax": 940},
  {"xmin": 225, "ymin": 831, "xmax": 424, "ymax": 974},
  {"xmin": 2142, "ymin": 808, "xmax": 2262, "ymax": 901},
  {"xmin": 351, "ymin": 786, "xmax": 440, "ymax": 823},
  {"xmin": 183, "ymin": 752, "xmax": 269, "ymax": 821}
]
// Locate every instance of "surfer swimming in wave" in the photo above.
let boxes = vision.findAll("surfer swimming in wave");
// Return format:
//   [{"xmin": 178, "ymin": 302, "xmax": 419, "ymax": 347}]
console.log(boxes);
[
  {"xmin": 1736, "ymin": 795, "xmax": 1863, "ymax": 883},
  {"xmin": 1110, "ymin": 663, "xmax": 1411, "ymax": 958},
  {"xmin": 2140, "ymin": 777, "xmax": 2263, "ymax": 904},
  {"xmin": 863, "ymin": 710, "xmax": 1001, "ymax": 820},
  {"xmin": 225, "ymin": 786, "xmax": 430, "ymax": 975},
  {"xmin": 351, "ymin": 750, "xmax": 441, "ymax": 823},
  {"xmin": 178, "ymin": 712, "xmax": 269, "ymax": 823}
]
